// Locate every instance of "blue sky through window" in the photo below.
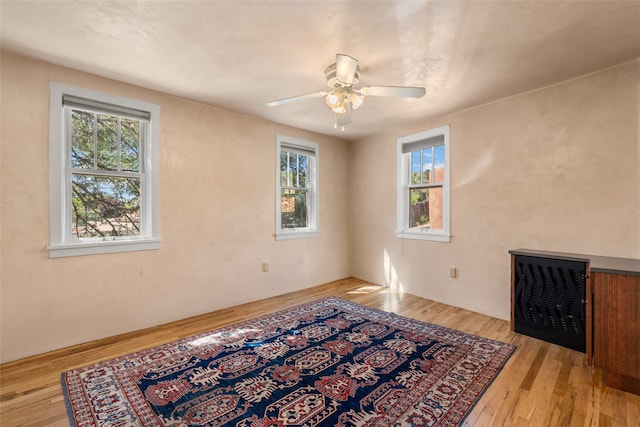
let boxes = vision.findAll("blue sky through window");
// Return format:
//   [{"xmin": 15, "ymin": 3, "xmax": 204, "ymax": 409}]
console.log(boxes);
[{"xmin": 411, "ymin": 144, "xmax": 445, "ymax": 184}]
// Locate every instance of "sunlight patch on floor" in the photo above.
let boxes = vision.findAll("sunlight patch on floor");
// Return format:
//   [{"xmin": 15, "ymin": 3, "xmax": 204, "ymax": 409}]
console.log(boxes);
[
  {"xmin": 189, "ymin": 328, "xmax": 262, "ymax": 347},
  {"xmin": 347, "ymin": 285, "xmax": 396, "ymax": 295}
]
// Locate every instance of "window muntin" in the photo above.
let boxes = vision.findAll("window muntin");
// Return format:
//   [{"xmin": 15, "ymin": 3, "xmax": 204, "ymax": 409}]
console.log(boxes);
[
  {"xmin": 397, "ymin": 126, "xmax": 450, "ymax": 242},
  {"xmin": 275, "ymin": 135, "xmax": 319, "ymax": 240},
  {"xmin": 48, "ymin": 83, "xmax": 160, "ymax": 257}
]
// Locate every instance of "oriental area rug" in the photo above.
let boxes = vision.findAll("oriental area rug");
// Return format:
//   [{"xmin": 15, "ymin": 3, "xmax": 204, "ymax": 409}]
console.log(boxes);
[{"xmin": 62, "ymin": 297, "xmax": 515, "ymax": 427}]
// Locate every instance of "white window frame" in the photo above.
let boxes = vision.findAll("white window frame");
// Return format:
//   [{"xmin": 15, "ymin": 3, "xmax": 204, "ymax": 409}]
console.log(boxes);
[
  {"xmin": 275, "ymin": 134, "xmax": 319, "ymax": 240},
  {"xmin": 396, "ymin": 125, "xmax": 451, "ymax": 242},
  {"xmin": 48, "ymin": 82, "xmax": 160, "ymax": 257}
]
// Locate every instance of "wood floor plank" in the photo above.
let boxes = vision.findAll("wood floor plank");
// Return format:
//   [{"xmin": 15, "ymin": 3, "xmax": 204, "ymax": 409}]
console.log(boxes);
[
  {"xmin": 626, "ymin": 392, "xmax": 640, "ymax": 426},
  {"xmin": 1, "ymin": 277, "xmax": 638, "ymax": 426}
]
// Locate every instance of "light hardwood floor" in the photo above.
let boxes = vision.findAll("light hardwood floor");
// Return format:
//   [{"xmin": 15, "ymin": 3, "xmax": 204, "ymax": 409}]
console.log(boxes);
[{"xmin": 1, "ymin": 277, "xmax": 638, "ymax": 426}]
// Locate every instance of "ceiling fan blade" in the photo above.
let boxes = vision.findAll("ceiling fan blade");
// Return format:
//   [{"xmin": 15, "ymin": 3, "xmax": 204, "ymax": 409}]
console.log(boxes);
[
  {"xmin": 266, "ymin": 91, "xmax": 327, "ymax": 107},
  {"xmin": 361, "ymin": 86, "xmax": 426, "ymax": 98},
  {"xmin": 336, "ymin": 54, "xmax": 358, "ymax": 85}
]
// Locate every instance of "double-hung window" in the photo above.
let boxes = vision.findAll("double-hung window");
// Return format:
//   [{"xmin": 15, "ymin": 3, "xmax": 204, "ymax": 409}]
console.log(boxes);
[
  {"xmin": 397, "ymin": 125, "xmax": 450, "ymax": 242},
  {"xmin": 275, "ymin": 135, "xmax": 319, "ymax": 240},
  {"xmin": 48, "ymin": 83, "xmax": 160, "ymax": 257}
]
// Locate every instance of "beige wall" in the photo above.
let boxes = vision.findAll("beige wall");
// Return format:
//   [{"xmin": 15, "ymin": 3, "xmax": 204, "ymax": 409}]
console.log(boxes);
[
  {"xmin": 350, "ymin": 60, "xmax": 640, "ymax": 320},
  {"xmin": 0, "ymin": 52, "xmax": 351, "ymax": 363},
  {"xmin": 2, "ymin": 52, "xmax": 638, "ymax": 363}
]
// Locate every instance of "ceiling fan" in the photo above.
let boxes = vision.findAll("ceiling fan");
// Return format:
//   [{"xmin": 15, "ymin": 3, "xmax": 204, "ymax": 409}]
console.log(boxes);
[{"xmin": 266, "ymin": 54, "xmax": 426, "ymax": 130}]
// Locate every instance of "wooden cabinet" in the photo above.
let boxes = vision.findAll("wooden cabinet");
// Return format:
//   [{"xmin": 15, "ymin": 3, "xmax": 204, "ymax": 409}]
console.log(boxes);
[
  {"xmin": 592, "ymin": 272, "xmax": 640, "ymax": 394},
  {"xmin": 510, "ymin": 249, "xmax": 640, "ymax": 395}
]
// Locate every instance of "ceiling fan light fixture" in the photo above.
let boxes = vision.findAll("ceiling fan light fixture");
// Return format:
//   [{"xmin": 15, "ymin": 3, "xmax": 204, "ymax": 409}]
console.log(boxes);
[
  {"xmin": 349, "ymin": 91, "xmax": 365, "ymax": 110},
  {"xmin": 325, "ymin": 91, "xmax": 342, "ymax": 109}
]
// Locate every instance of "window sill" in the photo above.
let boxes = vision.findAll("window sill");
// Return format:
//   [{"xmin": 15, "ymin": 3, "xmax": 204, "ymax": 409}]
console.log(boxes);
[
  {"xmin": 275, "ymin": 230, "xmax": 320, "ymax": 241},
  {"xmin": 396, "ymin": 230, "xmax": 451, "ymax": 242},
  {"xmin": 48, "ymin": 238, "xmax": 161, "ymax": 258}
]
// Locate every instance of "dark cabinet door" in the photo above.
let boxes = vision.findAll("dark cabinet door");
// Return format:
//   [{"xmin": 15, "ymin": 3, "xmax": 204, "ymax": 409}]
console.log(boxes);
[
  {"xmin": 512, "ymin": 255, "xmax": 587, "ymax": 352},
  {"xmin": 593, "ymin": 272, "xmax": 640, "ymax": 394}
]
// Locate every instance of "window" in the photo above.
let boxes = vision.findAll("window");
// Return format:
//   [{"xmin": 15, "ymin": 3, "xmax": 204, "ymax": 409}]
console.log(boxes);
[
  {"xmin": 397, "ymin": 125, "xmax": 450, "ymax": 242},
  {"xmin": 48, "ymin": 83, "xmax": 160, "ymax": 257},
  {"xmin": 275, "ymin": 135, "xmax": 319, "ymax": 240}
]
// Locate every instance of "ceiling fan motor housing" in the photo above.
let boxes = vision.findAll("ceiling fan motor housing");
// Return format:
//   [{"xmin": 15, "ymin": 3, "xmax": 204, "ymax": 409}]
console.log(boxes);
[{"xmin": 325, "ymin": 63, "xmax": 360, "ymax": 88}]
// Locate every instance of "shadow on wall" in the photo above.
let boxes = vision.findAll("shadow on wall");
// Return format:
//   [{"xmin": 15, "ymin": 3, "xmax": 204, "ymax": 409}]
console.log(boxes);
[{"xmin": 453, "ymin": 139, "xmax": 497, "ymax": 190}]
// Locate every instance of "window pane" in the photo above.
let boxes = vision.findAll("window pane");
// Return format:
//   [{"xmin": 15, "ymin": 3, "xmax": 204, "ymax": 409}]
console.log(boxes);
[
  {"xmin": 71, "ymin": 174, "xmax": 140, "ymax": 238},
  {"xmin": 298, "ymin": 155, "xmax": 307, "ymax": 187},
  {"xmin": 71, "ymin": 110, "xmax": 95, "ymax": 168},
  {"xmin": 288, "ymin": 152, "xmax": 298, "ymax": 187},
  {"xmin": 434, "ymin": 144, "xmax": 445, "ymax": 183},
  {"xmin": 410, "ymin": 151, "xmax": 421, "ymax": 185},
  {"xmin": 409, "ymin": 186, "xmax": 443, "ymax": 230},
  {"xmin": 422, "ymin": 147, "xmax": 433, "ymax": 183},
  {"xmin": 96, "ymin": 114, "xmax": 118, "ymax": 171},
  {"xmin": 280, "ymin": 152, "xmax": 288, "ymax": 186},
  {"xmin": 281, "ymin": 188, "xmax": 308, "ymax": 228},
  {"xmin": 120, "ymin": 118, "xmax": 140, "ymax": 172}
]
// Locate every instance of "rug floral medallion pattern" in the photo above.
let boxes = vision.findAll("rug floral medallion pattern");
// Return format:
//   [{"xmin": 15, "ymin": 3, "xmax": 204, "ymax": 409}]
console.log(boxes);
[{"xmin": 62, "ymin": 297, "xmax": 515, "ymax": 426}]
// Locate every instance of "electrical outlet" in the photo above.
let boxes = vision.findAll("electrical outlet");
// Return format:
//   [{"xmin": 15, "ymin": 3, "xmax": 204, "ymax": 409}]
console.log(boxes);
[
  {"xmin": 261, "ymin": 262, "xmax": 269, "ymax": 272},
  {"xmin": 449, "ymin": 266, "xmax": 457, "ymax": 278}
]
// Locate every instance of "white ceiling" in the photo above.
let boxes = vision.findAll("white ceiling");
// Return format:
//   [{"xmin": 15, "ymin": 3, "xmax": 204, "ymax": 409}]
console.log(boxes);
[{"xmin": 2, "ymin": 1, "xmax": 640, "ymax": 140}]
